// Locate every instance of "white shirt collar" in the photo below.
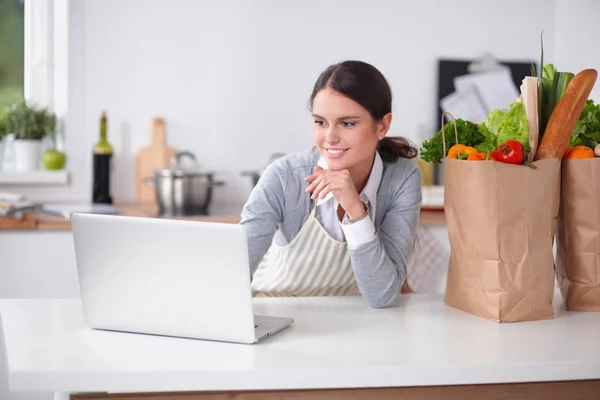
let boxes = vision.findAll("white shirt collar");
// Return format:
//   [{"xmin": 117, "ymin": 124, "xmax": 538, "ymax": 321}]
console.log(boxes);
[{"xmin": 315, "ymin": 152, "xmax": 383, "ymax": 217}]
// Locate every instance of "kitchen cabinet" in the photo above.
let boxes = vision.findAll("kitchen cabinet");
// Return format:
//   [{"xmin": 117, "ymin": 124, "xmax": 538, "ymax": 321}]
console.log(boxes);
[
  {"xmin": 0, "ymin": 231, "xmax": 80, "ymax": 299},
  {"xmin": 0, "ymin": 233, "xmax": 78, "ymax": 400}
]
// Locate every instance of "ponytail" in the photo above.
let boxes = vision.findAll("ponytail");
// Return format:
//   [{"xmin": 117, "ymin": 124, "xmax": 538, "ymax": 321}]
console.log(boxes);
[{"xmin": 377, "ymin": 136, "xmax": 418, "ymax": 162}]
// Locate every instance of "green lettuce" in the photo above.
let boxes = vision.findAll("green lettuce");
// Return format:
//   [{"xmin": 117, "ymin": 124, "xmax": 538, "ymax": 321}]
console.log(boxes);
[
  {"xmin": 483, "ymin": 102, "xmax": 530, "ymax": 150},
  {"xmin": 569, "ymin": 99, "xmax": 600, "ymax": 148},
  {"xmin": 474, "ymin": 123, "xmax": 496, "ymax": 153}
]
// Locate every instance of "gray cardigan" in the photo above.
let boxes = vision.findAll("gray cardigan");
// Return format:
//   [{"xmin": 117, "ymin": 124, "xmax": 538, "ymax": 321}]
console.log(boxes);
[{"xmin": 240, "ymin": 148, "xmax": 422, "ymax": 308}]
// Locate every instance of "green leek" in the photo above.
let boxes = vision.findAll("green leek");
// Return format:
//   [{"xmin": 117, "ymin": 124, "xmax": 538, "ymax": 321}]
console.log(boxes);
[{"xmin": 539, "ymin": 63, "xmax": 573, "ymax": 141}]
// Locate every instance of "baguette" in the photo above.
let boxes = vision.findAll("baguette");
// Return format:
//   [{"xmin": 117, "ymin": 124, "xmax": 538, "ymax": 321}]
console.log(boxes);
[{"xmin": 535, "ymin": 68, "xmax": 598, "ymax": 160}]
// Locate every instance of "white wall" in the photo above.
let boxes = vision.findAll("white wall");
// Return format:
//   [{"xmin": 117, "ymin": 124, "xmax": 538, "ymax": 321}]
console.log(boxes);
[
  {"xmin": 3, "ymin": 0, "xmax": 559, "ymax": 214},
  {"xmin": 554, "ymin": 0, "xmax": 600, "ymax": 101}
]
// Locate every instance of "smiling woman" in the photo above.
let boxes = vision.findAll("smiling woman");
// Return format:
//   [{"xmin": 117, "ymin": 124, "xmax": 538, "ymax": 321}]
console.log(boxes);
[{"xmin": 240, "ymin": 60, "xmax": 422, "ymax": 308}]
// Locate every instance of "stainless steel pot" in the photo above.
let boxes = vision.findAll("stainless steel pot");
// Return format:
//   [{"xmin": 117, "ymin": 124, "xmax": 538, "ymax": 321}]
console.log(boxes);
[{"xmin": 146, "ymin": 151, "xmax": 224, "ymax": 216}]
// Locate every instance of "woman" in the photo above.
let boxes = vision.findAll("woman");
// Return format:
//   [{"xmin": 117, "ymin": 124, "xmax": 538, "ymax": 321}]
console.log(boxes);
[{"xmin": 240, "ymin": 60, "xmax": 422, "ymax": 308}]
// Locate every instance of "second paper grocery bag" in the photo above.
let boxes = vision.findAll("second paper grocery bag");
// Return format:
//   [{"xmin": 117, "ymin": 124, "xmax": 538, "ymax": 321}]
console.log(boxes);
[{"xmin": 556, "ymin": 158, "xmax": 600, "ymax": 311}]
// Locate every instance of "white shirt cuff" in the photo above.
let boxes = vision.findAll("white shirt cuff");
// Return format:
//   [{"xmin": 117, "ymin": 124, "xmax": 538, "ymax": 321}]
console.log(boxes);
[{"xmin": 340, "ymin": 215, "xmax": 376, "ymax": 249}]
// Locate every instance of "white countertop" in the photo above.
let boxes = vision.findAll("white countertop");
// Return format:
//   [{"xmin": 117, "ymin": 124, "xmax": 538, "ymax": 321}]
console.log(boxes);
[{"xmin": 2, "ymin": 292, "xmax": 600, "ymax": 394}]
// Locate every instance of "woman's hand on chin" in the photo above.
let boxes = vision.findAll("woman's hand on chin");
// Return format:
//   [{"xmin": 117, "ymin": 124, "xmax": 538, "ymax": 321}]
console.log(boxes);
[{"xmin": 304, "ymin": 166, "xmax": 366, "ymax": 219}]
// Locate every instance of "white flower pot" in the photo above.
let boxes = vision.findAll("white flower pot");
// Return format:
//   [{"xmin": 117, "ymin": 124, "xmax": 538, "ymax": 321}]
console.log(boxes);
[
  {"xmin": 13, "ymin": 139, "xmax": 42, "ymax": 171},
  {"xmin": 0, "ymin": 142, "xmax": 4, "ymax": 170}
]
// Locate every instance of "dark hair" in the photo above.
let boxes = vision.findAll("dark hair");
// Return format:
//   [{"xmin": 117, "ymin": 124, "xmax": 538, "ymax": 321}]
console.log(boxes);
[{"xmin": 309, "ymin": 60, "xmax": 417, "ymax": 162}]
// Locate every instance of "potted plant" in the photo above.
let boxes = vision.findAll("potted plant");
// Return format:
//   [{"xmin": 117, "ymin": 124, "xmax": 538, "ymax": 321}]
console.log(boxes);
[
  {"xmin": 0, "ymin": 107, "xmax": 8, "ymax": 170},
  {"xmin": 5, "ymin": 100, "xmax": 56, "ymax": 171}
]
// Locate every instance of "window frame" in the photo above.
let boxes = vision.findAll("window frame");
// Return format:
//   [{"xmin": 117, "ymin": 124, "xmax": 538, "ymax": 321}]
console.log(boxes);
[
  {"xmin": 25, "ymin": 0, "xmax": 68, "ymax": 117},
  {"xmin": 0, "ymin": 0, "xmax": 70, "ymax": 184}
]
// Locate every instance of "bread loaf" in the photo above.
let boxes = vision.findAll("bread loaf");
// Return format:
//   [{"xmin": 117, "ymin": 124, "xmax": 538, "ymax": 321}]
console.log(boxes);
[{"xmin": 535, "ymin": 69, "xmax": 598, "ymax": 160}]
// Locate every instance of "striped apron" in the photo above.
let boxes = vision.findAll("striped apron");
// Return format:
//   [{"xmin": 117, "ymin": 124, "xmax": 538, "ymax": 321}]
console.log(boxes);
[{"xmin": 251, "ymin": 201, "xmax": 361, "ymax": 297}]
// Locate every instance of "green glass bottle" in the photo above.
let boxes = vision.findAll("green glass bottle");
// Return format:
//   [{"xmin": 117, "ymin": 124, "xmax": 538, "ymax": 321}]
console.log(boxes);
[{"xmin": 92, "ymin": 111, "xmax": 114, "ymax": 204}]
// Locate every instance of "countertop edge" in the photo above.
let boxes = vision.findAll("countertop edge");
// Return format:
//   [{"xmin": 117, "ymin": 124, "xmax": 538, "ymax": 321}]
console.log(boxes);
[
  {"xmin": 7, "ymin": 362, "xmax": 599, "ymax": 393},
  {"xmin": 1, "ymin": 205, "xmax": 446, "ymax": 231}
]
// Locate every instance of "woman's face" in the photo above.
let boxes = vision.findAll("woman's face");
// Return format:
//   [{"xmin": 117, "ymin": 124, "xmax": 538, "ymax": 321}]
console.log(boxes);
[{"xmin": 312, "ymin": 87, "xmax": 390, "ymax": 172}]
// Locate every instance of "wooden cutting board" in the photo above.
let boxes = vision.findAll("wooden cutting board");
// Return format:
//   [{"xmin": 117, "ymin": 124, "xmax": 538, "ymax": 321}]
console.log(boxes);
[{"xmin": 135, "ymin": 118, "xmax": 178, "ymax": 204}]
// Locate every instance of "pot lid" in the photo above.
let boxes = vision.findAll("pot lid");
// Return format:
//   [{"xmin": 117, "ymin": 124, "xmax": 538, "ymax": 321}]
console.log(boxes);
[{"xmin": 156, "ymin": 151, "xmax": 212, "ymax": 177}]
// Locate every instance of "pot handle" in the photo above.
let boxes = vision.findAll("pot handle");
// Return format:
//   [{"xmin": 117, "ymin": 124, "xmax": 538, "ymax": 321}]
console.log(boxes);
[{"xmin": 170, "ymin": 151, "xmax": 198, "ymax": 169}]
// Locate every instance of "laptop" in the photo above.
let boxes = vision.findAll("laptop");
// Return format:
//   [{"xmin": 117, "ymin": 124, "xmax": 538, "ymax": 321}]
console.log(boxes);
[{"xmin": 71, "ymin": 213, "xmax": 294, "ymax": 344}]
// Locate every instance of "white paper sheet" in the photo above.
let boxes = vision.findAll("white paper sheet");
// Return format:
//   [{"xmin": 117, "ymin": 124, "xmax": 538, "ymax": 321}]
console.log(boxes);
[
  {"xmin": 440, "ymin": 85, "xmax": 488, "ymax": 124},
  {"xmin": 42, "ymin": 203, "xmax": 120, "ymax": 219},
  {"xmin": 453, "ymin": 67, "xmax": 520, "ymax": 113}
]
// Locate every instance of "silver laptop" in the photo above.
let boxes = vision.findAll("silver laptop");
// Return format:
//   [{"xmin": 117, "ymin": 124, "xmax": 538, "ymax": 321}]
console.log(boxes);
[{"xmin": 71, "ymin": 213, "xmax": 294, "ymax": 344}]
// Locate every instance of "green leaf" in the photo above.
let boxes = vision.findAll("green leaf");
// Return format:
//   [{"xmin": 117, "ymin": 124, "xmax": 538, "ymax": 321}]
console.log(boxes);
[
  {"xmin": 569, "ymin": 99, "xmax": 600, "ymax": 148},
  {"xmin": 540, "ymin": 63, "xmax": 574, "ymax": 139},
  {"xmin": 557, "ymin": 72, "xmax": 574, "ymax": 99},
  {"xmin": 543, "ymin": 64, "xmax": 556, "ymax": 80},
  {"xmin": 4, "ymin": 100, "xmax": 56, "ymax": 140},
  {"xmin": 484, "ymin": 102, "xmax": 530, "ymax": 150},
  {"xmin": 0, "ymin": 107, "xmax": 8, "ymax": 140},
  {"xmin": 419, "ymin": 119, "xmax": 486, "ymax": 163},
  {"xmin": 484, "ymin": 108, "xmax": 507, "ymax": 136},
  {"xmin": 476, "ymin": 122, "xmax": 496, "ymax": 152}
]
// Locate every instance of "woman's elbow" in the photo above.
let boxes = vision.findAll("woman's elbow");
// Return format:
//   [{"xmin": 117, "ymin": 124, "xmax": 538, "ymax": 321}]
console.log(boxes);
[{"xmin": 364, "ymin": 290, "xmax": 399, "ymax": 309}]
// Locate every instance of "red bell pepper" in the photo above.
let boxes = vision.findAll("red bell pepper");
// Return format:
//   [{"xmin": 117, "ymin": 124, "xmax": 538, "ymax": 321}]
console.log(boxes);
[{"xmin": 491, "ymin": 140, "xmax": 525, "ymax": 165}]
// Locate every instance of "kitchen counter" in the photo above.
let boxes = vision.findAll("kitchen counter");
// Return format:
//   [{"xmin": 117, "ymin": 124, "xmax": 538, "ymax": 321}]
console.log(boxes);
[
  {"xmin": 1, "ymin": 291, "xmax": 600, "ymax": 400},
  {"xmin": 35, "ymin": 203, "xmax": 244, "ymax": 230},
  {"xmin": 3, "ymin": 203, "xmax": 446, "ymax": 230}
]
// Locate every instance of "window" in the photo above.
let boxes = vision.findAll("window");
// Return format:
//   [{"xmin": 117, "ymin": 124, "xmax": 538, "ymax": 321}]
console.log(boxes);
[
  {"xmin": 0, "ymin": 0, "xmax": 25, "ymax": 108},
  {"xmin": 0, "ymin": 0, "xmax": 69, "ymax": 185}
]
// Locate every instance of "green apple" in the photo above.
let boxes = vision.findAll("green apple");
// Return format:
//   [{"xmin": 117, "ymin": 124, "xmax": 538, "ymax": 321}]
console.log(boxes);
[{"xmin": 42, "ymin": 149, "xmax": 67, "ymax": 170}]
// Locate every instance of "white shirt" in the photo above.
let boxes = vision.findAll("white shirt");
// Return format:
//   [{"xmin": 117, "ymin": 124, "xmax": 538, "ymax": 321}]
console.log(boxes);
[{"xmin": 315, "ymin": 153, "xmax": 383, "ymax": 249}]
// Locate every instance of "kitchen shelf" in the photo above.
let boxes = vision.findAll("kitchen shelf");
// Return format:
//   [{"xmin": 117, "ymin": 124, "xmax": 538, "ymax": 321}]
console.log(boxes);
[{"xmin": 0, "ymin": 170, "xmax": 70, "ymax": 185}]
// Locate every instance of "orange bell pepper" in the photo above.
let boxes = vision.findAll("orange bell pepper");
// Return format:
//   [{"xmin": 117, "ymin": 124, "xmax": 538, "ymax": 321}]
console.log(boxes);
[
  {"xmin": 447, "ymin": 144, "xmax": 478, "ymax": 159},
  {"xmin": 467, "ymin": 151, "xmax": 497, "ymax": 161}
]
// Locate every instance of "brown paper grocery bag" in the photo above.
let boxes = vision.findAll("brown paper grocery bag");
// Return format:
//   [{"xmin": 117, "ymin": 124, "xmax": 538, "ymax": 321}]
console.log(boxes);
[
  {"xmin": 439, "ymin": 113, "xmax": 561, "ymax": 322},
  {"xmin": 556, "ymin": 158, "xmax": 600, "ymax": 311},
  {"xmin": 443, "ymin": 157, "xmax": 561, "ymax": 322}
]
